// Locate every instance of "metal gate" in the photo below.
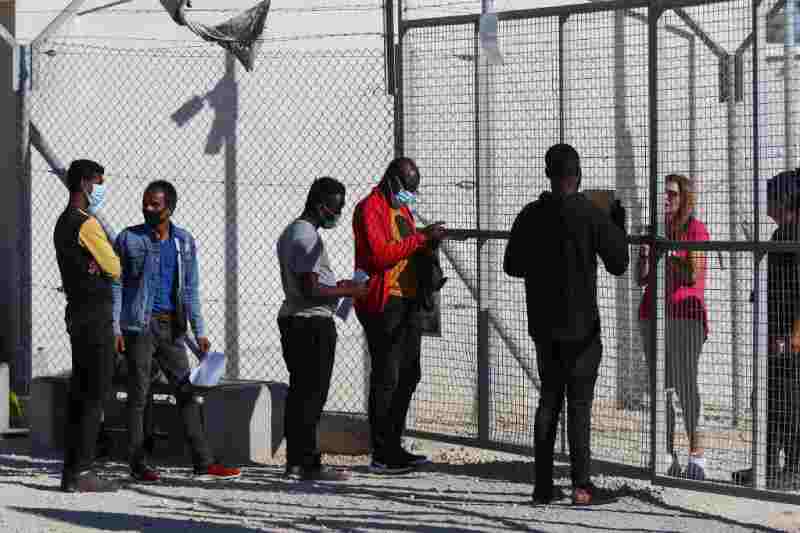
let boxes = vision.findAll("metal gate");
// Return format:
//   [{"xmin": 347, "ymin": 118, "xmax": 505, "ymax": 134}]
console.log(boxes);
[{"xmin": 398, "ymin": 0, "xmax": 800, "ymax": 502}]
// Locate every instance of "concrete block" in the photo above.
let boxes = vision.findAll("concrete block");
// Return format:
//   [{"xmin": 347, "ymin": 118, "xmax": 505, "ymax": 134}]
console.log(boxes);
[
  {"xmin": 203, "ymin": 381, "xmax": 288, "ymax": 464},
  {"xmin": 0, "ymin": 363, "xmax": 9, "ymax": 433},
  {"xmin": 30, "ymin": 375, "xmax": 289, "ymax": 465},
  {"xmin": 103, "ymin": 391, "xmax": 188, "ymax": 460},
  {"xmin": 319, "ymin": 411, "xmax": 370, "ymax": 456}
]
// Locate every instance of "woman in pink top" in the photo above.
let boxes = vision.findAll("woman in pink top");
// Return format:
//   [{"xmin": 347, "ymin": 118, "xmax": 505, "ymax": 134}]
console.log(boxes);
[{"xmin": 638, "ymin": 174, "xmax": 709, "ymax": 480}]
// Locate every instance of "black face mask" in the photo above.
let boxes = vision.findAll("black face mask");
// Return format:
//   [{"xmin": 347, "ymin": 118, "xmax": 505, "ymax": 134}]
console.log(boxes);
[{"xmin": 144, "ymin": 209, "xmax": 166, "ymax": 227}]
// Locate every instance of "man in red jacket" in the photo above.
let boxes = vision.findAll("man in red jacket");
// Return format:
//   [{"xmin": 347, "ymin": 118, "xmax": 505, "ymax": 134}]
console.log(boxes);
[{"xmin": 353, "ymin": 157, "xmax": 445, "ymax": 474}]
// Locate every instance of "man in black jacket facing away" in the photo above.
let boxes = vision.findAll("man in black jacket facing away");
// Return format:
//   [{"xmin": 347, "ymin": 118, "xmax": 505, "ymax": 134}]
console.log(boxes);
[{"xmin": 504, "ymin": 144, "xmax": 629, "ymax": 505}]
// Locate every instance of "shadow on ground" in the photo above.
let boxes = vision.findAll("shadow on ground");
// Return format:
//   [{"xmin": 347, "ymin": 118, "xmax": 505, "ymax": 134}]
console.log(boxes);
[{"xmin": 0, "ymin": 439, "xmax": 785, "ymax": 532}]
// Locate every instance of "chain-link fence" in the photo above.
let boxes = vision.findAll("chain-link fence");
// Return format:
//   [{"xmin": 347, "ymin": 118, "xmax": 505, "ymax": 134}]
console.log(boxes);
[
  {"xmin": 20, "ymin": 0, "xmax": 800, "ymax": 504},
  {"xmin": 28, "ymin": 40, "xmax": 394, "ymax": 415},
  {"xmin": 399, "ymin": 0, "xmax": 800, "ymax": 501}
]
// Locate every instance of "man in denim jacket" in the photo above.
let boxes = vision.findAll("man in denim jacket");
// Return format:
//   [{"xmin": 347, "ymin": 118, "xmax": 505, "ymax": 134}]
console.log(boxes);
[{"xmin": 112, "ymin": 180, "xmax": 240, "ymax": 483}]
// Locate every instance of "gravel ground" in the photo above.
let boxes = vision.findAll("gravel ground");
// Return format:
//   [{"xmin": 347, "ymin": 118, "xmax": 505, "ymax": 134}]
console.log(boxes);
[{"xmin": 1, "ymin": 436, "xmax": 799, "ymax": 533}]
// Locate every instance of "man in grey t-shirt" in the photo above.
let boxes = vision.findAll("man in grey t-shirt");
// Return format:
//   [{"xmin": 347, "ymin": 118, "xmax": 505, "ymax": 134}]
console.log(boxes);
[
  {"xmin": 276, "ymin": 177, "xmax": 368, "ymax": 482},
  {"xmin": 277, "ymin": 219, "xmax": 338, "ymax": 318}
]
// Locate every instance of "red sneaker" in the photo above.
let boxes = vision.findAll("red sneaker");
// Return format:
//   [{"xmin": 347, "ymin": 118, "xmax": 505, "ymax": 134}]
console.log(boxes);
[
  {"xmin": 194, "ymin": 464, "xmax": 241, "ymax": 481},
  {"xmin": 131, "ymin": 465, "xmax": 161, "ymax": 483},
  {"xmin": 572, "ymin": 486, "xmax": 593, "ymax": 505}
]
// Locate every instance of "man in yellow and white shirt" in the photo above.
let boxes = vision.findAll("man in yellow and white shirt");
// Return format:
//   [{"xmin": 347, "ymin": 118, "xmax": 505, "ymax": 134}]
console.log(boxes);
[{"xmin": 53, "ymin": 159, "xmax": 120, "ymax": 493}]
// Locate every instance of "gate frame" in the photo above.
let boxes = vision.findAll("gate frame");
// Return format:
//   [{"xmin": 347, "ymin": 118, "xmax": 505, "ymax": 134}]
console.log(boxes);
[{"xmin": 396, "ymin": 0, "xmax": 800, "ymax": 504}]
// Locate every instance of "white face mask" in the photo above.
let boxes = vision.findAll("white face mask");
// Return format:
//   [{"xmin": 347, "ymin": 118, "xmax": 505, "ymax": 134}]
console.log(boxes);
[{"xmin": 86, "ymin": 183, "xmax": 107, "ymax": 214}]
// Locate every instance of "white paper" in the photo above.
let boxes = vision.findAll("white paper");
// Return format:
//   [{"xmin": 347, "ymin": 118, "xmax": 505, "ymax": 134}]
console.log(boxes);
[
  {"xmin": 335, "ymin": 269, "xmax": 370, "ymax": 321},
  {"xmin": 189, "ymin": 351, "xmax": 226, "ymax": 387}
]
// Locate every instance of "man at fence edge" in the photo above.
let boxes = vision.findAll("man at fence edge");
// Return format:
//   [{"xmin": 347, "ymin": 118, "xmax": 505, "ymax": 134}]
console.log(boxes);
[
  {"xmin": 353, "ymin": 157, "xmax": 446, "ymax": 474},
  {"xmin": 733, "ymin": 168, "xmax": 800, "ymax": 489},
  {"xmin": 277, "ymin": 177, "xmax": 369, "ymax": 482},
  {"xmin": 112, "ymin": 180, "xmax": 241, "ymax": 483},
  {"xmin": 504, "ymin": 144, "xmax": 629, "ymax": 505},
  {"xmin": 54, "ymin": 159, "xmax": 121, "ymax": 493}
]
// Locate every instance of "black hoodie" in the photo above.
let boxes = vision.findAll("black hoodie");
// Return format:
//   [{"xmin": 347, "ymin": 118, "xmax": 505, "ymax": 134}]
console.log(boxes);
[
  {"xmin": 768, "ymin": 223, "xmax": 800, "ymax": 340},
  {"xmin": 503, "ymin": 191, "xmax": 629, "ymax": 342}
]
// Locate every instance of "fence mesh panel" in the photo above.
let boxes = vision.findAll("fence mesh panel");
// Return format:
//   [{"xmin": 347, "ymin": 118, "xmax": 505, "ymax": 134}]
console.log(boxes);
[
  {"xmin": 29, "ymin": 42, "xmax": 394, "ymax": 414},
  {"xmin": 398, "ymin": 0, "xmax": 800, "ymax": 498}
]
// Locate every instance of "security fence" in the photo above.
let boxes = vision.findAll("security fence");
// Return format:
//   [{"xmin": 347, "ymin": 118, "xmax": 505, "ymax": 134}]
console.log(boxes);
[
  {"xmin": 20, "ymin": 0, "xmax": 800, "ymax": 504},
  {"xmin": 27, "ymin": 42, "xmax": 394, "ymax": 415},
  {"xmin": 399, "ymin": 0, "xmax": 800, "ymax": 501}
]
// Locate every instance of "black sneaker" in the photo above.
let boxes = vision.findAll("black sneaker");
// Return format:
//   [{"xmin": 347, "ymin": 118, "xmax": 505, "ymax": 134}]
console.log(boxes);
[
  {"xmin": 368, "ymin": 458, "xmax": 414, "ymax": 475},
  {"xmin": 285, "ymin": 465, "xmax": 351, "ymax": 481},
  {"xmin": 532, "ymin": 486, "xmax": 567, "ymax": 505},
  {"xmin": 399, "ymin": 448, "xmax": 431, "ymax": 467},
  {"xmin": 61, "ymin": 471, "xmax": 119, "ymax": 493}
]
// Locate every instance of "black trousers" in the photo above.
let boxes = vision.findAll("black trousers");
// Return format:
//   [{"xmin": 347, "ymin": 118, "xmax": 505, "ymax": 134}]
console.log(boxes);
[
  {"xmin": 533, "ymin": 330, "xmax": 602, "ymax": 493},
  {"xmin": 63, "ymin": 317, "xmax": 115, "ymax": 476},
  {"xmin": 767, "ymin": 355, "xmax": 800, "ymax": 474},
  {"xmin": 357, "ymin": 297, "xmax": 422, "ymax": 461},
  {"xmin": 124, "ymin": 317, "xmax": 212, "ymax": 469},
  {"xmin": 641, "ymin": 319, "xmax": 705, "ymax": 453},
  {"xmin": 278, "ymin": 315, "xmax": 337, "ymax": 468}
]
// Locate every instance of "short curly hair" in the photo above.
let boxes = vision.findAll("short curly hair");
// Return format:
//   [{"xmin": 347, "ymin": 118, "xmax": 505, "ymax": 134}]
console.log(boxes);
[{"xmin": 767, "ymin": 168, "xmax": 800, "ymax": 212}]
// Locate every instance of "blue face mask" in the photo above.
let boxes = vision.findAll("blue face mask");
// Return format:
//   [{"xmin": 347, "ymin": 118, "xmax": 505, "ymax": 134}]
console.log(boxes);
[
  {"xmin": 86, "ymin": 183, "xmax": 106, "ymax": 214},
  {"xmin": 395, "ymin": 189, "xmax": 417, "ymax": 206}
]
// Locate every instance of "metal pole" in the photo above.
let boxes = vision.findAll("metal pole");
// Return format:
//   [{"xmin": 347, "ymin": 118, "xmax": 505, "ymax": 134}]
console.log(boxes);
[
  {"xmin": 0, "ymin": 1, "xmax": 27, "ymax": 396},
  {"xmin": 16, "ymin": 43, "xmax": 31, "ymax": 395},
  {"xmin": 613, "ymin": 8, "xmax": 635, "ymax": 409},
  {"xmin": 475, "ymin": 19, "xmax": 490, "ymax": 445},
  {"xmin": 688, "ymin": 38, "xmax": 697, "ymax": 181},
  {"xmin": 558, "ymin": 11, "xmax": 568, "ymax": 458},
  {"xmin": 727, "ymin": 53, "xmax": 743, "ymax": 433},
  {"xmin": 559, "ymin": 15, "xmax": 566, "ymax": 143},
  {"xmin": 752, "ymin": 0, "xmax": 768, "ymax": 492},
  {"xmin": 224, "ymin": 53, "xmax": 239, "ymax": 379},
  {"xmin": 395, "ymin": 0, "xmax": 404, "ymax": 157},
  {"xmin": 384, "ymin": 0, "xmax": 395, "ymax": 96},
  {"xmin": 785, "ymin": 0, "xmax": 798, "ymax": 167},
  {"xmin": 648, "ymin": 2, "xmax": 663, "ymax": 481}
]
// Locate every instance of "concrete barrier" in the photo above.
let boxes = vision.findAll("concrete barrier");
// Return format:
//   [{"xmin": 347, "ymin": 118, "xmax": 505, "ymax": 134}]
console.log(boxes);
[
  {"xmin": 30, "ymin": 375, "xmax": 288, "ymax": 465},
  {"xmin": 203, "ymin": 381, "xmax": 287, "ymax": 464},
  {"xmin": 319, "ymin": 411, "xmax": 370, "ymax": 456}
]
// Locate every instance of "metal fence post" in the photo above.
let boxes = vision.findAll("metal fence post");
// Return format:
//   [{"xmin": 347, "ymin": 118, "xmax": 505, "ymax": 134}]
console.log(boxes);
[
  {"xmin": 16, "ymin": 42, "xmax": 31, "ymax": 396},
  {"xmin": 752, "ymin": 0, "xmax": 768, "ymax": 492},
  {"xmin": 0, "ymin": 2, "xmax": 28, "ymax": 396},
  {"xmin": 224, "ymin": 52, "xmax": 240, "ymax": 379},
  {"xmin": 648, "ymin": 1, "xmax": 664, "ymax": 480},
  {"xmin": 474, "ymin": 19, "xmax": 490, "ymax": 445},
  {"xmin": 613, "ymin": 7, "xmax": 637, "ymax": 416},
  {"xmin": 558, "ymin": 12, "xmax": 568, "ymax": 456},
  {"xmin": 726, "ymin": 52, "xmax": 743, "ymax": 432}
]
